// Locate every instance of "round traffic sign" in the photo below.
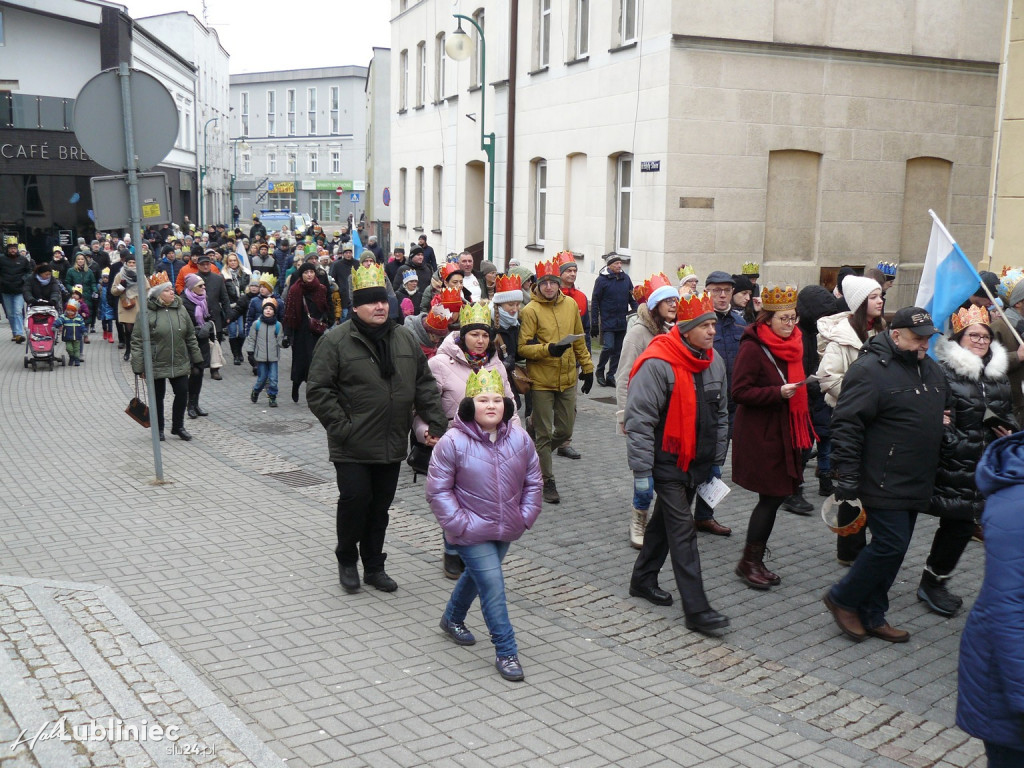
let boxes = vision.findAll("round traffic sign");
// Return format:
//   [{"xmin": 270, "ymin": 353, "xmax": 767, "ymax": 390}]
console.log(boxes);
[{"xmin": 336, "ymin": 186, "xmax": 344, "ymax": 196}]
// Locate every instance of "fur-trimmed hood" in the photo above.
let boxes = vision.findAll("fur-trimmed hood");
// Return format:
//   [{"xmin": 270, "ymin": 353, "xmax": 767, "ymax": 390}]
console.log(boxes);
[
  {"xmin": 935, "ymin": 335, "xmax": 1009, "ymax": 381},
  {"xmin": 627, "ymin": 302, "xmax": 670, "ymax": 337}
]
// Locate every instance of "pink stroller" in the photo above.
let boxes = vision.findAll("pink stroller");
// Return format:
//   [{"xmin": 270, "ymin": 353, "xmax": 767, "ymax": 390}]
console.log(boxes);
[{"xmin": 23, "ymin": 302, "xmax": 66, "ymax": 371}]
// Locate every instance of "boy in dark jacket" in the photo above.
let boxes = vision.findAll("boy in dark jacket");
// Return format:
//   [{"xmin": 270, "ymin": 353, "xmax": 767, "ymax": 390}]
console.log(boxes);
[{"xmin": 55, "ymin": 300, "xmax": 86, "ymax": 366}]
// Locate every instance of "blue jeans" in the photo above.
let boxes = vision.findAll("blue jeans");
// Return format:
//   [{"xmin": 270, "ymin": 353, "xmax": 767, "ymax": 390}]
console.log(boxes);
[
  {"xmin": 986, "ymin": 742, "xmax": 1024, "ymax": 768},
  {"xmin": 2, "ymin": 292, "xmax": 25, "ymax": 337},
  {"xmin": 227, "ymin": 315, "xmax": 244, "ymax": 339},
  {"xmin": 829, "ymin": 507, "xmax": 917, "ymax": 630},
  {"xmin": 598, "ymin": 329, "xmax": 626, "ymax": 377},
  {"xmin": 443, "ymin": 540, "xmax": 516, "ymax": 656},
  {"xmin": 254, "ymin": 361, "xmax": 278, "ymax": 396}
]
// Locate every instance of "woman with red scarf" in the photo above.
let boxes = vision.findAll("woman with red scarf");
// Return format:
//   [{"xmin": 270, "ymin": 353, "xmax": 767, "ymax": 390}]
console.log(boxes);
[
  {"xmin": 283, "ymin": 263, "xmax": 330, "ymax": 402},
  {"xmin": 731, "ymin": 283, "xmax": 814, "ymax": 589}
]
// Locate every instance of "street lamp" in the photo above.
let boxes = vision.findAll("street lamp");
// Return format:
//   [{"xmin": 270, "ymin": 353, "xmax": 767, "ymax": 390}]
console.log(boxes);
[
  {"xmin": 447, "ymin": 14, "xmax": 495, "ymax": 264},
  {"xmin": 199, "ymin": 116, "xmax": 219, "ymax": 227},
  {"xmin": 229, "ymin": 136, "xmax": 250, "ymax": 227}
]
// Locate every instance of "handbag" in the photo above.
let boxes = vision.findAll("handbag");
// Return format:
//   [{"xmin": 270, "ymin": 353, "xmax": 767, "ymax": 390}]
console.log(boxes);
[
  {"xmin": 496, "ymin": 337, "xmax": 532, "ymax": 395},
  {"xmin": 305, "ymin": 296, "xmax": 328, "ymax": 335},
  {"xmin": 125, "ymin": 376, "xmax": 150, "ymax": 428},
  {"xmin": 406, "ymin": 431, "xmax": 433, "ymax": 480},
  {"xmin": 120, "ymin": 294, "xmax": 136, "ymax": 310}
]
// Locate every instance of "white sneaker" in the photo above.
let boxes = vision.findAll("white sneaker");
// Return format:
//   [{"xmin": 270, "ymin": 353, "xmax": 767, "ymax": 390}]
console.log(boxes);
[{"xmin": 630, "ymin": 506, "xmax": 648, "ymax": 550}]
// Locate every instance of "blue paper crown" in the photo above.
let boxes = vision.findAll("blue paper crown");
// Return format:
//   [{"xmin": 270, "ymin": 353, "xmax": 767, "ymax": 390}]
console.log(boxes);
[{"xmin": 876, "ymin": 261, "xmax": 898, "ymax": 277}]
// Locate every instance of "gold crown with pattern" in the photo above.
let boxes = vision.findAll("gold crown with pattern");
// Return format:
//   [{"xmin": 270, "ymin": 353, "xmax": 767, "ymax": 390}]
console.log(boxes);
[
  {"xmin": 761, "ymin": 283, "xmax": 798, "ymax": 311},
  {"xmin": 535, "ymin": 259, "xmax": 560, "ymax": 280},
  {"xmin": 352, "ymin": 263, "xmax": 387, "ymax": 291},
  {"xmin": 951, "ymin": 304, "xmax": 991, "ymax": 334},
  {"xmin": 465, "ymin": 369, "xmax": 504, "ymax": 398},
  {"xmin": 148, "ymin": 272, "xmax": 170, "ymax": 289},
  {"xmin": 459, "ymin": 302, "xmax": 492, "ymax": 328},
  {"xmin": 741, "ymin": 261, "xmax": 760, "ymax": 276},
  {"xmin": 633, "ymin": 273, "xmax": 673, "ymax": 303},
  {"xmin": 677, "ymin": 291, "xmax": 715, "ymax": 324},
  {"xmin": 998, "ymin": 268, "xmax": 1023, "ymax": 301},
  {"xmin": 677, "ymin": 264, "xmax": 696, "ymax": 281}
]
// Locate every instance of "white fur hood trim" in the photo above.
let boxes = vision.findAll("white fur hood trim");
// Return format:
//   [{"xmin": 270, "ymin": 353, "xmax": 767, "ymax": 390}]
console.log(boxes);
[{"xmin": 935, "ymin": 335, "xmax": 1008, "ymax": 381}]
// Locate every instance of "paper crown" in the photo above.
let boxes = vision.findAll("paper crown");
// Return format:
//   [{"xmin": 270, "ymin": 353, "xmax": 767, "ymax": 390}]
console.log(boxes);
[
  {"xmin": 555, "ymin": 250, "xmax": 576, "ymax": 270},
  {"xmin": 424, "ymin": 306, "xmax": 452, "ymax": 333},
  {"xmin": 998, "ymin": 268, "xmax": 1023, "ymax": 301},
  {"xmin": 446, "ymin": 252, "xmax": 460, "ymax": 263},
  {"xmin": 951, "ymin": 304, "xmax": 991, "ymax": 334},
  {"xmin": 677, "ymin": 264, "xmax": 696, "ymax": 281},
  {"xmin": 741, "ymin": 261, "xmax": 760, "ymax": 276},
  {"xmin": 677, "ymin": 292, "xmax": 715, "ymax": 324},
  {"xmin": 761, "ymin": 283, "xmax": 798, "ymax": 311},
  {"xmin": 876, "ymin": 261, "xmax": 898, "ymax": 277},
  {"xmin": 493, "ymin": 273, "xmax": 522, "ymax": 294},
  {"xmin": 257, "ymin": 272, "xmax": 277, "ymax": 289},
  {"xmin": 633, "ymin": 273, "xmax": 673, "ymax": 303},
  {"xmin": 438, "ymin": 287, "xmax": 464, "ymax": 314},
  {"xmin": 4, "ymin": 236, "xmax": 17, "ymax": 246},
  {"xmin": 535, "ymin": 259, "xmax": 560, "ymax": 280},
  {"xmin": 441, "ymin": 262, "xmax": 462, "ymax": 282},
  {"xmin": 460, "ymin": 302, "xmax": 492, "ymax": 328},
  {"xmin": 148, "ymin": 272, "xmax": 170, "ymax": 288},
  {"xmin": 352, "ymin": 263, "xmax": 387, "ymax": 291},
  {"xmin": 465, "ymin": 369, "xmax": 504, "ymax": 398}
]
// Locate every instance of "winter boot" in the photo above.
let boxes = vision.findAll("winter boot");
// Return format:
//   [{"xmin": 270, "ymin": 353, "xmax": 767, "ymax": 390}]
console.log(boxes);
[
  {"xmin": 229, "ymin": 337, "xmax": 245, "ymax": 365},
  {"xmin": 251, "ymin": 389, "xmax": 260, "ymax": 403},
  {"xmin": 629, "ymin": 506, "xmax": 648, "ymax": 550},
  {"xmin": 268, "ymin": 395, "xmax": 277, "ymax": 408},
  {"xmin": 735, "ymin": 543, "xmax": 773, "ymax": 590},
  {"xmin": 543, "ymin": 478, "xmax": 560, "ymax": 504},
  {"xmin": 818, "ymin": 474, "xmax": 834, "ymax": 497},
  {"xmin": 782, "ymin": 486, "xmax": 814, "ymax": 515},
  {"xmin": 917, "ymin": 568, "xmax": 963, "ymax": 617}
]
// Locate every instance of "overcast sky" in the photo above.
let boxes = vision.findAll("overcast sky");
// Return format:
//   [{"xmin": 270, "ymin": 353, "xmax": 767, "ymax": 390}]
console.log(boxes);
[{"xmin": 121, "ymin": 0, "xmax": 391, "ymax": 73}]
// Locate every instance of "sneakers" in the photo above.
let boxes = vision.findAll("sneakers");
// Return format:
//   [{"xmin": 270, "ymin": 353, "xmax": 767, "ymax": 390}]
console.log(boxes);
[
  {"xmin": 629, "ymin": 506, "xmax": 647, "ymax": 549},
  {"xmin": 782, "ymin": 489, "xmax": 814, "ymax": 515},
  {"xmin": 439, "ymin": 617, "xmax": 476, "ymax": 646},
  {"xmin": 268, "ymin": 396, "xmax": 277, "ymax": 408},
  {"xmin": 363, "ymin": 570, "xmax": 398, "ymax": 592},
  {"xmin": 250, "ymin": 389, "xmax": 259, "ymax": 403},
  {"xmin": 917, "ymin": 570, "xmax": 963, "ymax": 617},
  {"xmin": 543, "ymin": 478, "xmax": 560, "ymax": 504},
  {"xmin": 443, "ymin": 553, "xmax": 464, "ymax": 580},
  {"xmin": 495, "ymin": 654, "xmax": 525, "ymax": 682}
]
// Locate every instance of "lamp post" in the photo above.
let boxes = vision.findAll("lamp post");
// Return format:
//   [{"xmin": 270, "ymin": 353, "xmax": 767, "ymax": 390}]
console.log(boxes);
[
  {"xmin": 229, "ymin": 136, "xmax": 250, "ymax": 227},
  {"xmin": 199, "ymin": 116, "xmax": 219, "ymax": 227},
  {"xmin": 446, "ymin": 14, "xmax": 495, "ymax": 264}
]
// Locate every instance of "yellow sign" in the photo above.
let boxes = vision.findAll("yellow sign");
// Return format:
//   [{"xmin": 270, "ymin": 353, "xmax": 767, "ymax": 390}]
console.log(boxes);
[
  {"xmin": 272, "ymin": 182, "xmax": 295, "ymax": 194},
  {"xmin": 142, "ymin": 203, "xmax": 161, "ymax": 218}
]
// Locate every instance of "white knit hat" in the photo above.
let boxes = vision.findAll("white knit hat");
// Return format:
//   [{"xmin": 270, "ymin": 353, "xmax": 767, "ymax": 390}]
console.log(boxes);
[{"xmin": 842, "ymin": 275, "xmax": 881, "ymax": 314}]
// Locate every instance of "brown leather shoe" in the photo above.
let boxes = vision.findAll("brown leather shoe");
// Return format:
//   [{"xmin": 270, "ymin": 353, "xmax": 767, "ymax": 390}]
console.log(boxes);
[
  {"xmin": 823, "ymin": 592, "xmax": 867, "ymax": 641},
  {"xmin": 696, "ymin": 518, "xmax": 732, "ymax": 536},
  {"xmin": 865, "ymin": 623, "xmax": 910, "ymax": 643}
]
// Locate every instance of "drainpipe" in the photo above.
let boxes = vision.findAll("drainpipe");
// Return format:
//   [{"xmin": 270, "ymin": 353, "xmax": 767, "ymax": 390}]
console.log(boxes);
[{"xmin": 504, "ymin": 0, "xmax": 519, "ymax": 272}]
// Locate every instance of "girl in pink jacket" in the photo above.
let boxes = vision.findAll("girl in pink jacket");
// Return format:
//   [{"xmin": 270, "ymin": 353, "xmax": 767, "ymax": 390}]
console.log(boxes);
[{"xmin": 426, "ymin": 369, "xmax": 543, "ymax": 682}]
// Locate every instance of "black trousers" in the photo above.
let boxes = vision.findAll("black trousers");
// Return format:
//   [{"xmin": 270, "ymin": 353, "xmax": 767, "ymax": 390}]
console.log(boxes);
[
  {"xmin": 926, "ymin": 517, "xmax": 975, "ymax": 576},
  {"xmin": 334, "ymin": 462, "xmax": 401, "ymax": 572},
  {"xmin": 631, "ymin": 481, "xmax": 711, "ymax": 617},
  {"xmin": 188, "ymin": 370, "xmax": 204, "ymax": 405},
  {"xmin": 153, "ymin": 375, "xmax": 188, "ymax": 432}
]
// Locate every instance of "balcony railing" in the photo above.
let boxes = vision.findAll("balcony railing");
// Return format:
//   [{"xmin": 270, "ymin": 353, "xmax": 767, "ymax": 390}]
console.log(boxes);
[{"xmin": 0, "ymin": 93, "xmax": 75, "ymax": 131}]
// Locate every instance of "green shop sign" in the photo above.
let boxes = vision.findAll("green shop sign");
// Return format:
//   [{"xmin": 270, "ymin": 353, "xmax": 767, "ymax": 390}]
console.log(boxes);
[{"xmin": 315, "ymin": 180, "xmax": 353, "ymax": 191}]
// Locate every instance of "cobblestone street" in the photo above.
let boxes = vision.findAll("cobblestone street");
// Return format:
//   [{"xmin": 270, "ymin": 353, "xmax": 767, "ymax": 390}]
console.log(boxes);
[{"xmin": 0, "ymin": 330, "xmax": 984, "ymax": 767}]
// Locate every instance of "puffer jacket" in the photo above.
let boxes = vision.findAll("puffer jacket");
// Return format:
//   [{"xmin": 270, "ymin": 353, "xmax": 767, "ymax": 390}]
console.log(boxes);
[
  {"xmin": 815, "ymin": 312, "xmax": 878, "ymax": 408},
  {"xmin": 306, "ymin": 320, "xmax": 448, "ymax": 464},
  {"xmin": 518, "ymin": 286, "xmax": 594, "ymax": 391},
  {"xmin": 615, "ymin": 303, "xmax": 669, "ymax": 422},
  {"xmin": 412, "ymin": 332, "xmax": 518, "ymax": 443},
  {"xmin": 929, "ymin": 337, "xmax": 1016, "ymax": 522},
  {"xmin": 244, "ymin": 316, "xmax": 282, "ymax": 362},
  {"xmin": 957, "ymin": 430, "xmax": 1024, "ymax": 751},
  {"xmin": 425, "ymin": 416, "xmax": 543, "ymax": 546},
  {"xmin": 0, "ymin": 252, "xmax": 32, "ymax": 295},
  {"xmin": 591, "ymin": 267, "xmax": 636, "ymax": 332},
  {"xmin": 130, "ymin": 295, "xmax": 203, "ymax": 380}
]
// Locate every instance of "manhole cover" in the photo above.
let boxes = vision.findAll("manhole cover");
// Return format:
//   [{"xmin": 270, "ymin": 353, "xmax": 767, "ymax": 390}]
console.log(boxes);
[
  {"xmin": 263, "ymin": 470, "xmax": 330, "ymax": 487},
  {"xmin": 249, "ymin": 420, "xmax": 315, "ymax": 434}
]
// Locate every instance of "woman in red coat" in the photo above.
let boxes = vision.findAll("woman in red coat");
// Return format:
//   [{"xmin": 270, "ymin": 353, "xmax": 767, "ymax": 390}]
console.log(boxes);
[{"xmin": 730, "ymin": 283, "xmax": 813, "ymax": 589}]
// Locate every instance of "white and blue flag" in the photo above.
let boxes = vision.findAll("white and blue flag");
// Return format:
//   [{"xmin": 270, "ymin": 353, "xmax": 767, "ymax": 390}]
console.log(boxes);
[{"xmin": 915, "ymin": 210, "xmax": 982, "ymax": 337}]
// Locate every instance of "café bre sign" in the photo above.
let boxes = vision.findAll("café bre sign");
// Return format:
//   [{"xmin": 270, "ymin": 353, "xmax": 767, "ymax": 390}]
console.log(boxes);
[
  {"xmin": 0, "ymin": 141, "xmax": 91, "ymax": 161},
  {"xmin": 90, "ymin": 173, "xmax": 171, "ymax": 230}
]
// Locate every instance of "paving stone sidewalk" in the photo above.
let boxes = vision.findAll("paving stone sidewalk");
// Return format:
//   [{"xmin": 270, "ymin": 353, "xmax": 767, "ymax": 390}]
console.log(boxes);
[{"xmin": 0, "ymin": 327, "xmax": 984, "ymax": 766}]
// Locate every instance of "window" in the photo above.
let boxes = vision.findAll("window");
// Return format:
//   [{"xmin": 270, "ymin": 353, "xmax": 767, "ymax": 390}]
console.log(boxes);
[
  {"xmin": 433, "ymin": 165, "xmax": 443, "ymax": 231},
  {"xmin": 415, "ymin": 166, "xmax": 424, "ymax": 228},
  {"xmin": 435, "ymin": 33, "xmax": 446, "ymax": 100},
  {"xmin": 287, "ymin": 152, "xmax": 297, "ymax": 174},
  {"xmin": 267, "ymin": 152, "xmax": 277, "ymax": 174},
  {"xmin": 267, "ymin": 91, "xmax": 276, "ymax": 136},
  {"xmin": 532, "ymin": 159, "xmax": 547, "ymax": 245},
  {"xmin": 331, "ymin": 151, "xmax": 341, "ymax": 174},
  {"xmin": 307, "ymin": 87, "xmax": 317, "ymax": 134},
  {"xmin": 268, "ymin": 193, "xmax": 295, "ymax": 210},
  {"xmin": 330, "ymin": 86, "xmax": 339, "ymax": 134},
  {"xmin": 240, "ymin": 91, "xmax": 249, "ymax": 136},
  {"xmin": 416, "ymin": 42, "xmax": 426, "ymax": 107},
  {"xmin": 286, "ymin": 89, "xmax": 296, "ymax": 135},
  {"xmin": 538, "ymin": 0, "xmax": 551, "ymax": 68},
  {"xmin": 399, "ymin": 49, "xmax": 409, "ymax": 110},
  {"xmin": 471, "ymin": 10, "xmax": 484, "ymax": 87},
  {"xmin": 575, "ymin": 0, "xmax": 589, "ymax": 57},
  {"xmin": 615, "ymin": 154, "xmax": 632, "ymax": 254},
  {"xmin": 308, "ymin": 151, "xmax": 318, "ymax": 174},
  {"xmin": 398, "ymin": 168, "xmax": 408, "ymax": 226},
  {"xmin": 0, "ymin": 12, "xmax": 5, "ymax": 46},
  {"xmin": 619, "ymin": 0, "xmax": 638, "ymax": 44},
  {"xmin": 242, "ymin": 152, "xmax": 251, "ymax": 175},
  {"xmin": 311, "ymin": 193, "xmax": 341, "ymax": 223}
]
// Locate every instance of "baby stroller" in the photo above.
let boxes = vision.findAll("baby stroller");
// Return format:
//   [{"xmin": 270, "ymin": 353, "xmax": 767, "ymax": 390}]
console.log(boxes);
[{"xmin": 23, "ymin": 301, "xmax": 66, "ymax": 371}]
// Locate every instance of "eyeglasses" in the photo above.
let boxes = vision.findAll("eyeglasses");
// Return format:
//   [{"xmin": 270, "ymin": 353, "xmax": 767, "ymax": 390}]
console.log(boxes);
[
  {"xmin": 774, "ymin": 315, "xmax": 798, "ymax": 325},
  {"xmin": 966, "ymin": 332, "xmax": 992, "ymax": 344},
  {"xmin": 708, "ymin": 287, "xmax": 732, "ymax": 295}
]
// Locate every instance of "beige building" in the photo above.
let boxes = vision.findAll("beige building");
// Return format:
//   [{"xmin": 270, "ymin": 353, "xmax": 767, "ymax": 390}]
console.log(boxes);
[{"xmin": 391, "ymin": 0, "xmax": 1003, "ymax": 300}]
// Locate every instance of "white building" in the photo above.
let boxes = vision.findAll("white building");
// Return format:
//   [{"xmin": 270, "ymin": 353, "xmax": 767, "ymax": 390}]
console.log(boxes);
[
  {"xmin": 135, "ymin": 11, "xmax": 231, "ymax": 227},
  {"xmin": 228, "ymin": 67, "xmax": 368, "ymax": 229},
  {"xmin": 391, "ymin": 0, "xmax": 1003, "ymax": 302},
  {"xmin": 364, "ymin": 48, "xmax": 392, "ymax": 246}
]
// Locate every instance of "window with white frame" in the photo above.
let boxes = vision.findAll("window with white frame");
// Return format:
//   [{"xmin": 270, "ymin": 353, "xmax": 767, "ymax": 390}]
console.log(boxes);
[
  {"xmin": 399, "ymin": 49, "xmax": 409, "ymax": 110},
  {"xmin": 415, "ymin": 166, "xmax": 424, "ymax": 228},
  {"xmin": 471, "ymin": 10, "xmax": 484, "ymax": 88},
  {"xmin": 615, "ymin": 154, "xmax": 632, "ymax": 254},
  {"xmin": 432, "ymin": 165, "xmax": 443, "ymax": 231},
  {"xmin": 435, "ymin": 33, "xmax": 446, "ymax": 100},
  {"xmin": 267, "ymin": 91, "xmax": 276, "ymax": 136},
  {"xmin": 307, "ymin": 87, "xmax": 317, "ymax": 134},
  {"xmin": 330, "ymin": 86, "xmax": 339, "ymax": 134},
  {"xmin": 308, "ymin": 151, "xmax": 318, "ymax": 174},
  {"xmin": 242, "ymin": 152, "xmax": 251, "ymax": 175},
  {"xmin": 532, "ymin": 159, "xmax": 547, "ymax": 245},
  {"xmin": 287, "ymin": 89, "xmax": 296, "ymax": 135},
  {"xmin": 331, "ymin": 151, "xmax": 341, "ymax": 174},
  {"xmin": 619, "ymin": 0, "xmax": 638, "ymax": 45},
  {"xmin": 267, "ymin": 152, "xmax": 277, "ymax": 174},
  {"xmin": 287, "ymin": 152, "xmax": 297, "ymax": 174},
  {"xmin": 538, "ymin": 0, "xmax": 551, "ymax": 68},
  {"xmin": 416, "ymin": 42, "xmax": 426, "ymax": 107},
  {"xmin": 398, "ymin": 168, "xmax": 407, "ymax": 226},
  {"xmin": 240, "ymin": 91, "xmax": 249, "ymax": 136},
  {"xmin": 575, "ymin": 0, "xmax": 589, "ymax": 57}
]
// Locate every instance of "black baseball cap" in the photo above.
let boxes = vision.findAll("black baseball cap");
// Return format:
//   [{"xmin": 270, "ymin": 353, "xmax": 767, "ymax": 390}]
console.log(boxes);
[{"xmin": 890, "ymin": 307, "xmax": 941, "ymax": 336}]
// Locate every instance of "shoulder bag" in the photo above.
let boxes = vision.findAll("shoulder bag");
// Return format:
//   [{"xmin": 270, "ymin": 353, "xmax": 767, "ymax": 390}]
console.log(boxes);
[{"xmin": 125, "ymin": 376, "xmax": 150, "ymax": 428}]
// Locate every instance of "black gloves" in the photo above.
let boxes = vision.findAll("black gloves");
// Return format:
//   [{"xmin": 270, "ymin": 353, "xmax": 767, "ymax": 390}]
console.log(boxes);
[
  {"xmin": 281, "ymin": 337, "xmax": 291, "ymax": 349},
  {"xmin": 833, "ymin": 479, "xmax": 859, "ymax": 502},
  {"xmin": 191, "ymin": 365, "xmax": 202, "ymax": 376},
  {"xmin": 247, "ymin": 352, "xmax": 256, "ymax": 367},
  {"xmin": 579, "ymin": 371, "xmax": 594, "ymax": 394},
  {"xmin": 548, "ymin": 342, "xmax": 570, "ymax": 358}
]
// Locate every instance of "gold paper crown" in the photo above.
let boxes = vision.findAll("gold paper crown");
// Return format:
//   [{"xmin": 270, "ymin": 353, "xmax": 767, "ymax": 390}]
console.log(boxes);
[
  {"xmin": 761, "ymin": 283, "xmax": 798, "ymax": 311},
  {"xmin": 352, "ymin": 263, "xmax": 387, "ymax": 291},
  {"xmin": 535, "ymin": 259, "xmax": 560, "ymax": 280},
  {"xmin": 677, "ymin": 292, "xmax": 714, "ymax": 324},
  {"xmin": 741, "ymin": 262, "xmax": 760, "ymax": 276},
  {"xmin": 465, "ymin": 369, "xmax": 504, "ymax": 398},
  {"xmin": 677, "ymin": 264, "xmax": 696, "ymax": 281},
  {"xmin": 425, "ymin": 306, "xmax": 453, "ymax": 333},
  {"xmin": 493, "ymin": 273, "xmax": 522, "ymax": 294},
  {"xmin": 148, "ymin": 272, "xmax": 170, "ymax": 288},
  {"xmin": 257, "ymin": 272, "xmax": 277, "ymax": 290},
  {"xmin": 459, "ymin": 302, "xmax": 492, "ymax": 328},
  {"xmin": 633, "ymin": 273, "xmax": 673, "ymax": 303},
  {"xmin": 438, "ymin": 287, "xmax": 464, "ymax": 314},
  {"xmin": 5, "ymin": 236, "xmax": 18, "ymax": 246},
  {"xmin": 951, "ymin": 304, "xmax": 991, "ymax": 334}
]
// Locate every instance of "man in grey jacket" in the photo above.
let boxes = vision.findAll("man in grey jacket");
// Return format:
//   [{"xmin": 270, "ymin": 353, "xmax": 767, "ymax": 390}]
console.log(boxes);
[{"xmin": 624, "ymin": 293, "xmax": 730, "ymax": 634}]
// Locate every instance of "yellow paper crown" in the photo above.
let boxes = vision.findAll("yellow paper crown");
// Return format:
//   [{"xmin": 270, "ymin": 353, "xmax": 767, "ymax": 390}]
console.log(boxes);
[
  {"xmin": 741, "ymin": 261, "xmax": 760, "ymax": 276},
  {"xmin": 951, "ymin": 304, "xmax": 991, "ymax": 334},
  {"xmin": 352, "ymin": 263, "xmax": 387, "ymax": 291},
  {"xmin": 677, "ymin": 264, "xmax": 696, "ymax": 281},
  {"xmin": 761, "ymin": 283, "xmax": 798, "ymax": 311},
  {"xmin": 4, "ymin": 236, "xmax": 17, "ymax": 246},
  {"xmin": 465, "ymin": 369, "xmax": 504, "ymax": 398},
  {"xmin": 459, "ymin": 302, "xmax": 492, "ymax": 328}
]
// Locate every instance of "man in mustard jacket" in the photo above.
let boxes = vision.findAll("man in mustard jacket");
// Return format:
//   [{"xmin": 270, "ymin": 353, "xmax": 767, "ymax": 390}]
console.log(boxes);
[{"xmin": 518, "ymin": 259, "xmax": 595, "ymax": 503}]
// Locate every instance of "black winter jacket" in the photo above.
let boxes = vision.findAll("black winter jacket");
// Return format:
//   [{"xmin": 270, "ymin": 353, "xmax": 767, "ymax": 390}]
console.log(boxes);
[
  {"xmin": 0, "ymin": 253, "xmax": 32, "ymax": 295},
  {"xmin": 929, "ymin": 337, "xmax": 1017, "ymax": 522},
  {"xmin": 830, "ymin": 332, "xmax": 947, "ymax": 511}
]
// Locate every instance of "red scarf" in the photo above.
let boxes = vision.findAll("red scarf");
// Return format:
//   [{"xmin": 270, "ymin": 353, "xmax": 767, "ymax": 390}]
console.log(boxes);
[
  {"xmin": 754, "ymin": 322, "xmax": 814, "ymax": 451},
  {"xmin": 629, "ymin": 331, "xmax": 713, "ymax": 471}
]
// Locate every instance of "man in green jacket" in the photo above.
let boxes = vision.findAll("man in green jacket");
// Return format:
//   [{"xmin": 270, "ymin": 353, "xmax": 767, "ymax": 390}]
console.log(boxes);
[{"xmin": 307, "ymin": 263, "xmax": 447, "ymax": 594}]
